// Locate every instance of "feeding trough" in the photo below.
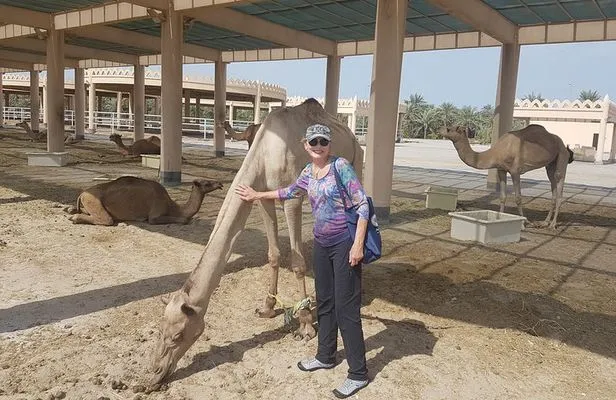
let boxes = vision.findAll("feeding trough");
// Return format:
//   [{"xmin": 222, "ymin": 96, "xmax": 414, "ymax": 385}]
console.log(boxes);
[
  {"xmin": 425, "ymin": 186, "xmax": 458, "ymax": 211},
  {"xmin": 141, "ymin": 154, "xmax": 160, "ymax": 169},
  {"xmin": 448, "ymin": 210, "xmax": 527, "ymax": 244},
  {"xmin": 26, "ymin": 152, "xmax": 68, "ymax": 167}
]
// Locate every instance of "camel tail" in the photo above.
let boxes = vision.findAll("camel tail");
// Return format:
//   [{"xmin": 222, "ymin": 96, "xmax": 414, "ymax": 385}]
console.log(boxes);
[{"xmin": 566, "ymin": 145, "xmax": 574, "ymax": 164}]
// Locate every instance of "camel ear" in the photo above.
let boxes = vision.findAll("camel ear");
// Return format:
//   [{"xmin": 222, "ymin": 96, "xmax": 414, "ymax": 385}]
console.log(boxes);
[
  {"xmin": 180, "ymin": 303, "xmax": 200, "ymax": 316},
  {"xmin": 160, "ymin": 294, "xmax": 170, "ymax": 305}
]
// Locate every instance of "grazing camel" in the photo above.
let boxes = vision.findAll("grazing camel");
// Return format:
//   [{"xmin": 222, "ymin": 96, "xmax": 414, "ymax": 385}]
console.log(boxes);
[
  {"xmin": 223, "ymin": 121, "xmax": 260, "ymax": 149},
  {"xmin": 66, "ymin": 176, "xmax": 223, "ymax": 225},
  {"xmin": 109, "ymin": 133, "xmax": 161, "ymax": 156},
  {"xmin": 148, "ymin": 98, "xmax": 364, "ymax": 386},
  {"xmin": 440, "ymin": 124, "xmax": 574, "ymax": 228}
]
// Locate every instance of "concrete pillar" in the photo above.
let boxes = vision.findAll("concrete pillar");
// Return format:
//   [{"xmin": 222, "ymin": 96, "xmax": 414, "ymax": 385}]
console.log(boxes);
[
  {"xmin": 116, "ymin": 92, "xmax": 122, "ymax": 115},
  {"xmin": 29, "ymin": 71, "xmax": 40, "ymax": 131},
  {"xmin": 75, "ymin": 68, "xmax": 85, "ymax": 138},
  {"xmin": 42, "ymin": 83, "xmax": 48, "ymax": 124},
  {"xmin": 487, "ymin": 42, "xmax": 520, "ymax": 188},
  {"xmin": 195, "ymin": 95, "xmax": 201, "ymax": 118},
  {"xmin": 0, "ymin": 73, "xmax": 4, "ymax": 127},
  {"xmin": 253, "ymin": 82, "xmax": 261, "ymax": 124},
  {"xmin": 324, "ymin": 55, "xmax": 341, "ymax": 116},
  {"xmin": 364, "ymin": 0, "xmax": 407, "ymax": 221},
  {"xmin": 228, "ymin": 102, "xmax": 234, "ymax": 121},
  {"xmin": 595, "ymin": 95, "xmax": 610, "ymax": 164},
  {"xmin": 46, "ymin": 29, "xmax": 65, "ymax": 152},
  {"xmin": 350, "ymin": 112, "xmax": 357, "ymax": 133},
  {"xmin": 128, "ymin": 92, "xmax": 133, "ymax": 114},
  {"xmin": 134, "ymin": 64, "xmax": 145, "ymax": 140},
  {"xmin": 214, "ymin": 60, "xmax": 227, "ymax": 157},
  {"xmin": 88, "ymin": 75, "xmax": 96, "ymax": 133},
  {"xmin": 184, "ymin": 90, "xmax": 190, "ymax": 117},
  {"xmin": 160, "ymin": 4, "xmax": 183, "ymax": 186}
]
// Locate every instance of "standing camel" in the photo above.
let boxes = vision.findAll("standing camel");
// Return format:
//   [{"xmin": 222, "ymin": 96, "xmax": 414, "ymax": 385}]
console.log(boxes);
[
  {"xmin": 223, "ymin": 121, "xmax": 260, "ymax": 149},
  {"xmin": 149, "ymin": 98, "xmax": 364, "ymax": 385},
  {"xmin": 440, "ymin": 124, "xmax": 574, "ymax": 228}
]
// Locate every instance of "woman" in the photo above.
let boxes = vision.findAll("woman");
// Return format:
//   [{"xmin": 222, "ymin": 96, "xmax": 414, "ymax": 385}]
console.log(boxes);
[{"xmin": 235, "ymin": 123, "xmax": 370, "ymax": 399}]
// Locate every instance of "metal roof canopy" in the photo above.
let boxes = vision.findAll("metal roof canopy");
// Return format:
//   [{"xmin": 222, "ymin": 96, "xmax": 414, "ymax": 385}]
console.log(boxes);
[{"xmin": 0, "ymin": 0, "xmax": 614, "ymax": 69}]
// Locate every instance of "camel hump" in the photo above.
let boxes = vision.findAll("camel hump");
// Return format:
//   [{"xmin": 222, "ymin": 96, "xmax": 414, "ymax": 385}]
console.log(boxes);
[{"xmin": 303, "ymin": 98, "xmax": 322, "ymax": 107}]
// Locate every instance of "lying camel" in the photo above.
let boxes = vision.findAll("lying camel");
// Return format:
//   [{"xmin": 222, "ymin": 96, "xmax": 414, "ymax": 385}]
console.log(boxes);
[
  {"xmin": 223, "ymin": 121, "xmax": 260, "ymax": 149},
  {"xmin": 149, "ymin": 98, "xmax": 364, "ymax": 386},
  {"xmin": 109, "ymin": 133, "xmax": 161, "ymax": 156},
  {"xmin": 17, "ymin": 121, "xmax": 82, "ymax": 144},
  {"xmin": 65, "ymin": 176, "xmax": 223, "ymax": 225},
  {"xmin": 440, "ymin": 124, "xmax": 574, "ymax": 228}
]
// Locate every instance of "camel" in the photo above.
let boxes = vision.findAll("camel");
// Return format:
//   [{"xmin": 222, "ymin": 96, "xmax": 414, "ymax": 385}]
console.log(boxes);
[
  {"xmin": 223, "ymin": 121, "xmax": 260, "ymax": 149},
  {"xmin": 109, "ymin": 133, "xmax": 161, "ymax": 156},
  {"xmin": 65, "ymin": 176, "xmax": 223, "ymax": 225},
  {"xmin": 149, "ymin": 98, "xmax": 364, "ymax": 386},
  {"xmin": 440, "ymin": 124, "xmax": 574, "ymax": 228},
  {"xmin": 16, "ymin": 121, "xmax": 82, "ymax": 144}
]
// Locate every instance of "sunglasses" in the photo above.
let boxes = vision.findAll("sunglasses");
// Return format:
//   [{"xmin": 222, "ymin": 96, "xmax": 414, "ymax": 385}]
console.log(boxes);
[{"xmin": 308, "ymin": 138, "xmax": 330, "ymax": 147}]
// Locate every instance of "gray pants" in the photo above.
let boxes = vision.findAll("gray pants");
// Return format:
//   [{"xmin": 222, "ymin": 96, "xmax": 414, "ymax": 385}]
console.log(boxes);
[{"xmin": 313, "ymin": 237, "xmax": 368, "ymax": 381}]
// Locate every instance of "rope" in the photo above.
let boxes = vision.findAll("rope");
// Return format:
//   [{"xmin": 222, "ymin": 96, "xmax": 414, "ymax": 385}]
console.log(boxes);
[{"xmin": 268, "ymin": 293, "xmax": 315, "ymax": 326}]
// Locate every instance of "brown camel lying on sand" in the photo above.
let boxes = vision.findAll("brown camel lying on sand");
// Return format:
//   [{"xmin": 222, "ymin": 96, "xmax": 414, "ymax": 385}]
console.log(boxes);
[
  {"xmin": 223, "ymin": 121, "xmax": 260, "ymax": 149},
  {"xmin": 440, "ymin": 124, "xmax": 574, "ymax": 228},
  {"xmin": 16, "ymin": 121, "xmax": 81, "ymax": 144},
  {"xmin": 65, "ymin": 176, "xmax": 223, "ymax": 225},
  {"xmin": 109, "ymin": 133, "xmax": 161, "ymax": 156}
]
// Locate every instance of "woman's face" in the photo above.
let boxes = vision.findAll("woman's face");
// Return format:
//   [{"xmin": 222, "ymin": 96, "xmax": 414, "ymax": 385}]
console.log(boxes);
[{"xmin": 304, "ymin": 137, "xmax": 331, "ymax": 162}]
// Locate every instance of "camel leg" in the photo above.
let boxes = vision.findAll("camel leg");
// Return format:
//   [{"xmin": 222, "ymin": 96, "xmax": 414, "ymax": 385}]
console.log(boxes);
[
  {"xmin": 283, "ymin": 198, "xmax": 315, "ymax": 341},
  {"xmin": 68, "ymin": 193, "xmax": 114, "ymax": 226},
  {"xmin": 256, "ymin": 199, "xmax": 281, "ymax": 318},
  {"xmin": 497, "ymin": 169, "xmax": 507, "ymax": 213},
  {"xmin": 545, "ymin": 160, "xmax": 567, "ymax": 229},
  {"xmin": 510, "ymin": 173, "xmax": 524, "ymax": 218}
]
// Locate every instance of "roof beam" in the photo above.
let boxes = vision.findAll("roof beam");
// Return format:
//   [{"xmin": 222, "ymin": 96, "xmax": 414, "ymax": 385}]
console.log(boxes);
[
  {"xmin": 427, "ymin": 0, "xmax": 517, "ymax": 43},
  {"xmin": 54, "ymin": 3, "xmax": 149, "ymax": 30},
  {"xmin": 0, "ymin": 49, "xmax": 79, "ymax": 68},
  {"xmin": 0, "ymin": 59, "xmax": 33, "ymax": 71},
  {"xmin": 0, "ymin": 25, "xmax": 38, "ymax": 41},
  {"xmin": 184, "ymin": 7, "xmax": 336, "ymax": 56},
  {"xmin": 72, "ymin": 25, "xmax": 220, "ymax": 61},
  {"xmin": 4, "ymin": 38, "xmax": 139, "ymax": 65},
  {"xmin": 0, "ymin": 5, "xmax": 51, "ymax": 29}
]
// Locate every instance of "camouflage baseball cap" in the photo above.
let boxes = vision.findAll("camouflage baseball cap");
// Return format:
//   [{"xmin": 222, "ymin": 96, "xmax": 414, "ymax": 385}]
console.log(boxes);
[{"xmin": 305, "ymin": 124, "xmax": 332, "ymax": 142}]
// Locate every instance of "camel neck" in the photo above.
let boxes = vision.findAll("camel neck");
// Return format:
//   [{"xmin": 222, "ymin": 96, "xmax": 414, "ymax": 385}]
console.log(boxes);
[
  {"xmin": 452, "ymin": 138, "xmax": 496, "ymax": 170},
  {"xmin": 179, "ymin": 187, "xmax": 205, "ymax": 218}
]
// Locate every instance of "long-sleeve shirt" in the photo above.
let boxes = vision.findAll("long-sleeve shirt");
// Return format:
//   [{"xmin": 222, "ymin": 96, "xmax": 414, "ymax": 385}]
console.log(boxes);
[{"xmin": 278, "ymin": 157, "xmax": 369, "ymax": 246}]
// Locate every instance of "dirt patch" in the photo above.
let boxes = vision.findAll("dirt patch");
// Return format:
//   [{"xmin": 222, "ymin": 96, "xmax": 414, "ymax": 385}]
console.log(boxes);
[{"xmin": 1, "ymin": 128, "xmax": 615, "ymax": 400}]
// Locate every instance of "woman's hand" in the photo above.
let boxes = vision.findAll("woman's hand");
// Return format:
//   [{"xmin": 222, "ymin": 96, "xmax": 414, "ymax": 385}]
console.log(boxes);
[
  {"xmin": 235, "ymin": 184, "xmax": 260, "ymax": 202},
  {"xmin": 349, "ymin": 242, "xmax": 364, "ymax": 267}
]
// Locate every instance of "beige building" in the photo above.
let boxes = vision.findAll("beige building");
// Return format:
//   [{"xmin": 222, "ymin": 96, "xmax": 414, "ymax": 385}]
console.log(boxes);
[{"xmin": 514, "ymin": 96, "xmax": 616, "ymax": 164}]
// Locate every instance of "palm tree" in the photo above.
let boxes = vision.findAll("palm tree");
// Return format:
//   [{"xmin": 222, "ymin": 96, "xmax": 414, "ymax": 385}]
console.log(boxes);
[
  {"xmin": 454, "ymin": 106, "xmax": 481, "ymax": 132},
  {"xmin": 578, "ymin": 89, "xmax": 601, "ymax": 102},
  {"xmin": 522, "ymin": 92, "xmax": 545, "ymax": 102},
  {"xmin": 401, "ymin": 93, "xmax": 428, "ymax": 138},
  {"xmin": 438, "ymin": 102, "xmax": 458, "ymax": 129},
  {"xmin": 413, "ymin": 106, "xmax": 440, "ymax": 139}
]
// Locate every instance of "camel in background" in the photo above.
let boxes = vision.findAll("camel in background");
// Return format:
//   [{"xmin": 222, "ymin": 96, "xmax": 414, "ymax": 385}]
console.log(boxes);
[
  {"xmin": 149, "ymin": 98, "xmax": 364, "ymax": 386},
  {"xmin": 65, "ymin": 176, "xmax": 222, "ymax": 225},
  {"xmin": 109, "ymin": 133, "xmax": 160, "ymax": 156},
  {"xmin": 223, "ymin": 121, "xmax": 260, "ymax": 149},
  {"xmin": 16, "ymin": 121, "xmax": 81, "ymax": 144},
  {"xmin": 440, "ymin": 124, "xmax": 574, "ymax": 228}
]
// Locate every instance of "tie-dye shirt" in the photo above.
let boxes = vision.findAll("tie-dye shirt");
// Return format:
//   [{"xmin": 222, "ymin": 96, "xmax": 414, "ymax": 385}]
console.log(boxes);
[{"xmin": 278, "ymin": 157, "xmax": 369, "ymax": 246}]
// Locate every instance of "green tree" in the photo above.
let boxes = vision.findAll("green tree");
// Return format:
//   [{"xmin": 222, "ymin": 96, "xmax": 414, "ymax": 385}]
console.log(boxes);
[
  {"xmin": 454, "ymin": 106, "xmax": 481, "ymax": 132},
  {"xmin": 438, "ymin": 102, "xmax": 458, "ymax": 129},
  {"xmin": 521, "ymin": 92, "xmax": 545, "ymax": 102},
  {"xmin": 578, "ymin": 89, "xmax": 601, "ymax": 102},
  {"xmin": 413, "ymin": 106, "xmax": 440, "ymax": 139},
  {"xmin": 401, "ymin": 93, "xmax": 428, "ymax": 138}
]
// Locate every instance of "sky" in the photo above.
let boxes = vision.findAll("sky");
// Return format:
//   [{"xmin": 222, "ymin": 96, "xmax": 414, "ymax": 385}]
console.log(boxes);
[{"xmin": 180, "ymin": 40, "xmax": 616, "ymax": 108}]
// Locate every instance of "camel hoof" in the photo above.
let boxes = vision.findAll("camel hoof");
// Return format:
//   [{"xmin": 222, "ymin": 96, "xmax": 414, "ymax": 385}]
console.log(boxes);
[{"xmin": 255, "ymin": 308, "xmax": 276, "ymax": 319}]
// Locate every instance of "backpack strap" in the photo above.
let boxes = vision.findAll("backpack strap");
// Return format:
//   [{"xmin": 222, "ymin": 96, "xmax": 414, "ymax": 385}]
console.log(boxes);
[{"xmin": 332, "ymin": 157, "xmax": 350, "ymax": 209}]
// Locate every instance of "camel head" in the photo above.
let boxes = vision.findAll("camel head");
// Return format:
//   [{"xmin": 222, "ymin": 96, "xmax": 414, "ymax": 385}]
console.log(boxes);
[
  {"xmin": 439, "ymin": 126, "xmax": 475, "ymax": 142},
  {"xmin": 150, "ymin": 290, "xmax": 205, "ymax": 385},
  {"xmin": 192, "ymin": 179, "xmax": 223, "ymax": 195},
  {"xmin": 109, "ymin": 133, "xmax": 123, "ymax": 143}
]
